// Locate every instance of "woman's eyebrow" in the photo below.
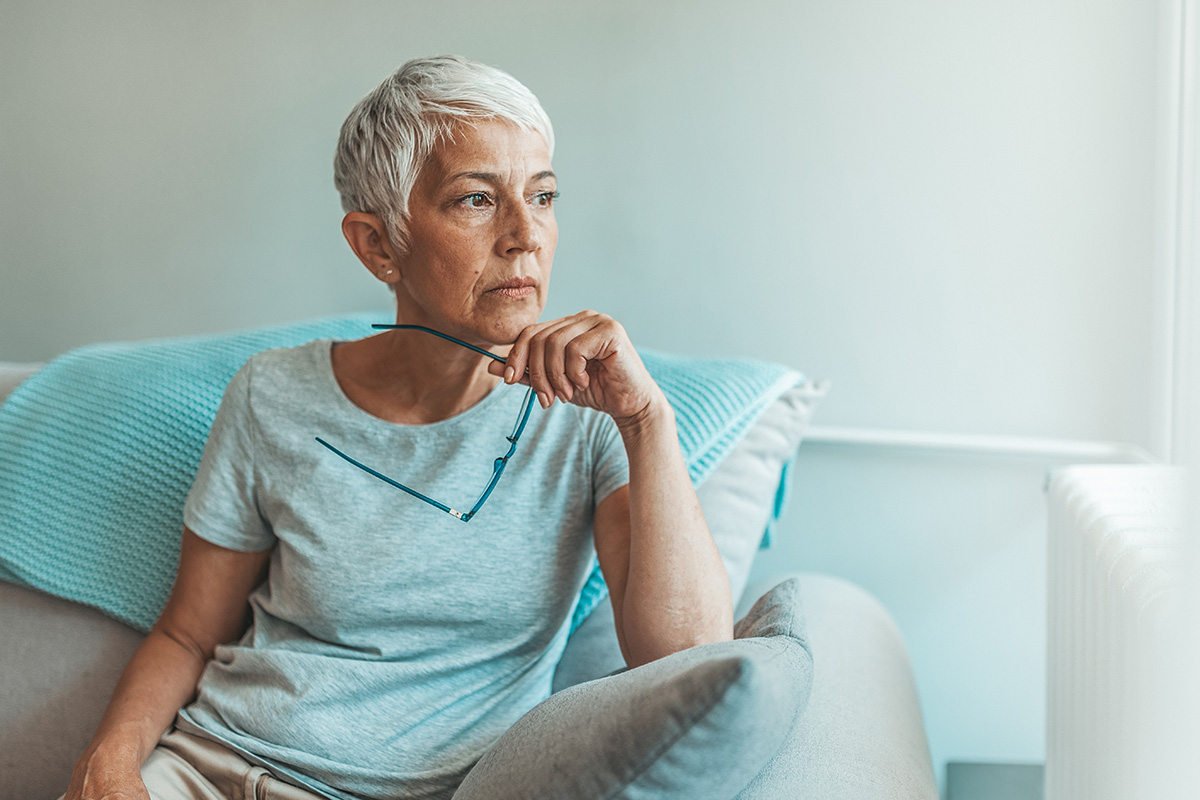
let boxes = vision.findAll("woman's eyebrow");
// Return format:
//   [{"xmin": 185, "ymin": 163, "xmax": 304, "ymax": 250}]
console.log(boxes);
[
  {"xmin": 448, "ymin": 171, "xmax": 498, "ymax": 183},
  {"xmin": 446, "ymin": 170, "xmax": 557, "ymax": 183}
]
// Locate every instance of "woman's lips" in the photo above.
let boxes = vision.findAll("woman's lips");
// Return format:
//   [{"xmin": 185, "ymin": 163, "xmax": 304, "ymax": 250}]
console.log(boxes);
[{"xmin": 489, "ymin": 286, "xmax": 536, "ymax": 299}]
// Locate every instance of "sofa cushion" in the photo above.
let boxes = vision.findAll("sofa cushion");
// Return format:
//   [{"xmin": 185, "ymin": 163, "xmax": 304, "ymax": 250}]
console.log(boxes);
[{"xmin": 453, "ymin": 578, "xmax": 814, "ymax": 800}]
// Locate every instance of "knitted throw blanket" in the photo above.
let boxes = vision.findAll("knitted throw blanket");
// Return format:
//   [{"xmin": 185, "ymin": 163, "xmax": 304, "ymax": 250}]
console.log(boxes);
[{"xmin": 0, "ymin": 313, "xmax": 803, "ymax": 634}]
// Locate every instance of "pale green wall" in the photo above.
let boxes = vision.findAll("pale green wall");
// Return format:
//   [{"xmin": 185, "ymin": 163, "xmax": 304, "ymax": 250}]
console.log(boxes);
[{"xmin": 0, "ymin": 0, "xmax": 1166, "ymax": 790}]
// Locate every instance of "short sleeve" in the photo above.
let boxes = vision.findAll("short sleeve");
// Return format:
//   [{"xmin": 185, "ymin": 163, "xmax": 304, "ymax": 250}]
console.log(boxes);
[
  {"xmin": 182, "ymin": 359, "xmax": 276, "ymax": 552},
  {"xmin": 589, "ymin": 410, "xmax": 630, "ymax": 507}
]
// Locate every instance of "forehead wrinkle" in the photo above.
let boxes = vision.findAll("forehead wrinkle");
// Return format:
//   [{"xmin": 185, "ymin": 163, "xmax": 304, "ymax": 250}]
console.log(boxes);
[
  {"xmin": 421, "ymin": 123, "xmax": 554, "ymax": 193},
  {"xmin": 445, "ymin": 168, "xmax": 555, "ymax": 185}
]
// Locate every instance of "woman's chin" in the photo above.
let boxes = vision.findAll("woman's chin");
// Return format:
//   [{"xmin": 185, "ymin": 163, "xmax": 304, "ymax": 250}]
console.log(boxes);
[{"xmin": 479, "ymin": 310, "xmax": 542, "ymax": 345}]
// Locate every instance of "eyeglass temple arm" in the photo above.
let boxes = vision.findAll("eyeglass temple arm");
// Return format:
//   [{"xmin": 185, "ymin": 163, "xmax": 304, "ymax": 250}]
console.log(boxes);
[
  {"xmin": 329, "ymin": 325, "xmax": 539, "ymax": 524},
  {"xmin": 461, "ymin": 387, "xmax": 537, "ymax": 521},
  {"xmin": 315, "ymin": 387, "xmax": 534, "ymax": 524},
  {"xmin": 372, "ymin": 324, "xmax": 516, "ymax": 366},
  {"xmin": 314, "ymin": 437, "xmax": 456, "ymax": 517}
]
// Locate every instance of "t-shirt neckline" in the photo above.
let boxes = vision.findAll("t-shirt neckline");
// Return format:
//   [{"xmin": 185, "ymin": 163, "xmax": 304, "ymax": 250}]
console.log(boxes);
[{"xmin": 319, "ymin": 338, "xmax": 513, "ymax": 431}]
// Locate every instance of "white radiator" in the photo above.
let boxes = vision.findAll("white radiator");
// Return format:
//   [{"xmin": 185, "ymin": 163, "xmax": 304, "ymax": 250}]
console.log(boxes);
[{"xmin": 1045, "ymin": 466, "xmax": 1186, "ymax": 800}]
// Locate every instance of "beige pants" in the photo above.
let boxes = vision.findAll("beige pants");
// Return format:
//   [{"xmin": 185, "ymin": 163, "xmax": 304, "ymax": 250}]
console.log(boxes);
[{"xmin": 62, "ymin": 728, "xmax": 325, "ymax": 800}]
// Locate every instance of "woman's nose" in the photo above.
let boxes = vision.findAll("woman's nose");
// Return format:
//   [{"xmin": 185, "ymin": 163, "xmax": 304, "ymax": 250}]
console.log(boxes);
[{"xmin": 498, "ymin": 201, "xmax": 540, "ymax": 254}]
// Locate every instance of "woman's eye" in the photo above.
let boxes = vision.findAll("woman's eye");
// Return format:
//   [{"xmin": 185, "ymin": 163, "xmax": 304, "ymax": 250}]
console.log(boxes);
[
  {"xmin": 460, "ymin": 192, "xmax": 491, "ymax": 208},
  {"xmin": 533, "ymin": 190, "xmax": 560, "ymax": 207}
]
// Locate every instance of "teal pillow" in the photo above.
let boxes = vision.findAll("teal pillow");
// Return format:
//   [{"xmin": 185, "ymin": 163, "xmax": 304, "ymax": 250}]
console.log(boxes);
[{"xmin": 0, "ymin": 313, "xmax": 804, "ymax": 632}]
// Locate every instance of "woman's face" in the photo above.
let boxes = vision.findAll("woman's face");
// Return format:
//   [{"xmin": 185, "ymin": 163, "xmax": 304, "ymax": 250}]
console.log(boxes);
[{"xmin": 394, "ymin": 118, "xmax": 558, "ymax": 346}]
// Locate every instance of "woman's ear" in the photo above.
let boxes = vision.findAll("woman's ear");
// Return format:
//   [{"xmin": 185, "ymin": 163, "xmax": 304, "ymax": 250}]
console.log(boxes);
[{"xmin": 341, "ymin": 212, "xmax": 400, "ymax": 283}]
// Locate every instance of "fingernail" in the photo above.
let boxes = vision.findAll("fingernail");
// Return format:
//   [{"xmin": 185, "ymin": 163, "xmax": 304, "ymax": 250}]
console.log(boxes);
[
  {"xmin": 538, "ymin": 392, "xmax": 550, "ymax": 408},
  {"xmin": 504, "ymin": 365, "xmax": 515, "ymax": 383}
]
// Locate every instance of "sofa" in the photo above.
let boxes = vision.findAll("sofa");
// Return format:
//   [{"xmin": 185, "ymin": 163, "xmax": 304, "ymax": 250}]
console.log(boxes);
[{"xmin": 0, "ymin": 328, "xmax": 937, "ymax": 800}]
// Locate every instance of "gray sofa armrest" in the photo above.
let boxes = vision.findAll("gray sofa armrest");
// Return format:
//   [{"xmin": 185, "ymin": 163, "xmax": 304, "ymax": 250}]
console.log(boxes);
[
  {"xmin": 0, "ymin": 582, "xmax": 144, "ymax": 800},
  {"xmin": 734, "ymin": 572, "xmax": 937, "ymax": 799},
  {"xmin": 0, "ymin": 362, "xmax": 42, "ymax": 404}
]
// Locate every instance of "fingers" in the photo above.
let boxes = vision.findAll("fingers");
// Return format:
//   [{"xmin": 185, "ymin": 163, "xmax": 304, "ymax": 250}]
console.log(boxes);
[
  {"xmin": 500, "ymin": 318, "xmax": 563, "ymax": 406},
  {"xmin": 504, "ymin": 311, "xmax": 608, "ymax": 408},
  {"xmin": 562, "ymin": 329, "xmax": 592, "ymax": 394},
  {"xmin": 528, "ymin": 316, "xmax": 585, "ymax": 407},
  {"xmin": 541, "ymin": 317, "xmax": 603, "ymax": 403},
  {"xmin": 500, "ymin": 319, "xmax": 554, "ymax": 390}
]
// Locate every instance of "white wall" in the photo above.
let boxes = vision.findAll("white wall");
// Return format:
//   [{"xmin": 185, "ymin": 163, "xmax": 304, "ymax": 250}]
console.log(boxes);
[{"xmin": 0, "ymin": 0, "xmax": 1166, "ymax": 789}]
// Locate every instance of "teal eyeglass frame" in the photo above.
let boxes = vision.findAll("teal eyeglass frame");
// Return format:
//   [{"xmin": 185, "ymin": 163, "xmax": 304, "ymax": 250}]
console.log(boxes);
[{"xmin": 315, "ymin": 324, "xmax": 536, "ymax": 522}]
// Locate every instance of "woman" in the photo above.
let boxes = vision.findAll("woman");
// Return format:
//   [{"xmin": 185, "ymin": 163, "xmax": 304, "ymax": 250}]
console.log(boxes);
[{"xmin": 63, "ymin": 55, "xmax": 733, "ymax": 800}]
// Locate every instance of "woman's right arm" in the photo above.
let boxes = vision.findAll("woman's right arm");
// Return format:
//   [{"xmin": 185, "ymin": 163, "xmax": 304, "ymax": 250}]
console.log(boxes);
[{"xmin": 63, "ymin": 526, "xmax": 271, "ymax": 800}]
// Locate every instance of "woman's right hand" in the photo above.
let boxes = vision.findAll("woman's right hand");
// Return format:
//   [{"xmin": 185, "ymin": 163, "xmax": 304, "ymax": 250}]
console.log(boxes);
[
  {"xmin": 61, "ymin": 528, "xmax": 271, "ymax": 800},
  {"xmin": 63, "ymin": 744, "xmax": 151, "ymax": 800}
]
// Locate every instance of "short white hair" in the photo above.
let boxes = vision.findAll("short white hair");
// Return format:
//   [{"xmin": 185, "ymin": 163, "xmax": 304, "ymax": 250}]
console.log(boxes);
[{"xmin": 333, "ymin": 55, "xmax": 555, "ymax": 255}]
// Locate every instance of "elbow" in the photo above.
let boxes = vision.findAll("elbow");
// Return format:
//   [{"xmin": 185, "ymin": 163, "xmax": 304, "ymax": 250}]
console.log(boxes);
[
  {"xmin": 682, "ymin": 618, "xmax": 735, "ymax": 652},
  {"xmin": 626, "ymin": 636, "xmax": 729, "ymax": 670},
  {"xmin": 685, "ymin": 601, "xmax": 735, "ymax": 650},
  {"xmin": 626, "ymin": 616, "xmax": 735, "ymax": 669},
  {"xmin": 150, "ymin": 623, "xmax": 214, "ymax": 666}
]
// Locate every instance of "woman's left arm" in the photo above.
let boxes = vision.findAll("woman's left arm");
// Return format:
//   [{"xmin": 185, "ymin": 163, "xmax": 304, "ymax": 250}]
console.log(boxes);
[
  {"xmin": 493, "ymin": 311, "xmax": 734, "ymax": 669},
  {"xmin": 601, "ymin": 397, "xmax": 735, "ymax": 667}
]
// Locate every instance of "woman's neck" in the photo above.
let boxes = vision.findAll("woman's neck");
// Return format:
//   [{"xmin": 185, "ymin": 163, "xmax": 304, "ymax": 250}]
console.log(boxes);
[{"xmin": 332, "ymin": 329, "xmax": 505, "ymax": 425}]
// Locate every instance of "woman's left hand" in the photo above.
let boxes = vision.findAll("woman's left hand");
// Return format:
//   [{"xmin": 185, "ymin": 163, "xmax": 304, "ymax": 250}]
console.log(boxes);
[{"xmin": 487, "ymin": 310, "xmax": 665, "ymax": 425}]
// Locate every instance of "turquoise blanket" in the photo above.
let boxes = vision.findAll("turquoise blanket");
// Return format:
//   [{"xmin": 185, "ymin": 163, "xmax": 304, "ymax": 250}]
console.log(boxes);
[{"xmin": 0, "ymin": 313, "xmax": 803, "ymax": 634}]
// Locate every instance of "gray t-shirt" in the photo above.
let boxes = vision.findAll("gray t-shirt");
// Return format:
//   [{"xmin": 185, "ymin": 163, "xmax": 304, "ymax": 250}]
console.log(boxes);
[{"xmin": 175, "ymin": 338, "xmax": 630, "ymax": 800}]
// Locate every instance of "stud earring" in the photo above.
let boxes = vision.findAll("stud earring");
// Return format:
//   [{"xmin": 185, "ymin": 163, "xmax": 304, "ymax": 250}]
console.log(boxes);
[{"xmin": 382, "ymin": 268, "xmax": 394, "ymax": 277}]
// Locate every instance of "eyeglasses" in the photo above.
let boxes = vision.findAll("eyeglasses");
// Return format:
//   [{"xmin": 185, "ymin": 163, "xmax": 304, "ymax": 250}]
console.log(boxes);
[{"xmin": 315, "ymin": 324, "xmax": 536, "ymax": 523}]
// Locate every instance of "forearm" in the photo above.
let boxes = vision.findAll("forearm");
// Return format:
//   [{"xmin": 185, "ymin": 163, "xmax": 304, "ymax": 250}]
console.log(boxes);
[
  {"xmin": 615, "ymin": 392, "xmax": 734, "ymax": 667},
  {"xmin": 75, "ymin": 628, "xmax": 207, "ymax": 772}
]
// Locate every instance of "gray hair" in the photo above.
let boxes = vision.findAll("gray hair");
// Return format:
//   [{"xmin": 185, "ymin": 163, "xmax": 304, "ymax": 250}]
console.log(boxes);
[{"xmin": 333, "ymin": 55, "xmax": 555, "ymax": 255}]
